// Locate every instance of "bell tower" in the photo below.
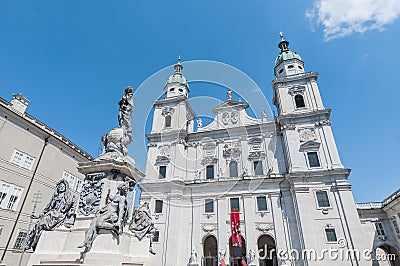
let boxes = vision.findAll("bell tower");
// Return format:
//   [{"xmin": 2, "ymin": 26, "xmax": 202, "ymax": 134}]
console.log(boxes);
[
  {"xmin": 150, "ymin": 56, "xmax": 196, "ymax": 134},
  {"xmin": 272, "ymin": 33, "xmax": 343, "ymax": 172}
]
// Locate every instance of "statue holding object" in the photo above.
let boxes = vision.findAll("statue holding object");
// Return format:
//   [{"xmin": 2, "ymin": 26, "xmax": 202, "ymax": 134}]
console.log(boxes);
[
  {"xmin": 24, "ymin": 180, "xmax": 76, "ymax": 251},
  {"xmin": 78, "ymin": 182, "xmax": 129, "ymax": 253},
  {"xmin": 98, "ymin": 86, "xmax": 134, "ymax": 160}
]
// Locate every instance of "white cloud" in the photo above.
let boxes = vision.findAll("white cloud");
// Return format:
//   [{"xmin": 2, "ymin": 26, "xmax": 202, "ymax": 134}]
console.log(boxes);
[{"xmin": 306, "ymin": 0, "xmax": 400, "ymax": 40}]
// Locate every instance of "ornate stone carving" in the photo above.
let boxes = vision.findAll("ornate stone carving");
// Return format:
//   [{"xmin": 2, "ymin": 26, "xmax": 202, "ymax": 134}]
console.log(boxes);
[
  {"xmin": 315, "ymin": 119, "xmax": 332, "ymax": 126},
  {"xmin": 255, "ymin": 223, "xmax": 273, "ymax": 233},
  {"xmin": 201, "ymin": 156, "xmax": 218, "ymax": 166},
  {"xmin": 281, "ymin": 124, "xmax": 296, "ymax": 131},
  {"xmin": 231, "ymin": 111, "xmax": 239, "ymax": 124},
  {"xmin": 221, "ymin": 111, "xmax": 239, "ymax": 125},
  {"xmin": 161, "ymin": 107, "xmax": 175, "ymax": 116},
  {"xmin": 78, "ymin": 182, "xmax": 129, "ymax": 254},
  {"xmin": 249, "ymin": 151, "xmax": 265, "ymax": 159},
  {"xmin": 202, "ymin": 138, "xmax": 216, "ymax": 157},
  {"xmin": 248, "ymin": 137, "xmax": 262, "ymax": 151},
  {"xmin": 158, "ymin": 145, "xmax": 170, "ymax": 156},
  {"xmin": 97, "ymin": 87, "xmax": 134, "ymax": 160},
  {"xmin": 129, "ymin": 202, "xmax": 156, "ymax": 255},
  {"xmin": 201, "ymin": 224, "xmax": 216, "ymax": 233},
  {"xmin": 78, "ymin": 175, "xmax": 104, "ymax": 216},
  {"xmin": 24, "ymin": 180, "xmax": 76, "ymax": 251},
  {"xmin": 223, "ymin": 142, "xmax": 240, "ymax": 157},
  {"xmin": 288, "ymin": 85, "xmax": 306, "ymax": 95},
  {"xmin": 298, "ymin": 128, "xmax": 316, "ymax": 142}
]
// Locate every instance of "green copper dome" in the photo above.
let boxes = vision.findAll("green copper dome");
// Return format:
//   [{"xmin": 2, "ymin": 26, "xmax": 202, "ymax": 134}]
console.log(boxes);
[
  {"xmin": 275, "ymin": 50, "xmax": 302, "ymax": 66},
  {"xmin": 166, "ymin": 56, "xmax": 188, "ymax": 85},
  {"xmin": 275, "ymin": 38, "xmax": 302, "ymax": 67},
  {"xmin": 167, "ymin": 72, "xmax": 187, "ymax": 85}
]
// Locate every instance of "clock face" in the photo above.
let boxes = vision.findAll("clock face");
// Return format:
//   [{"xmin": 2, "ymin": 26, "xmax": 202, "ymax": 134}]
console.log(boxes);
[{"xmin": 222, "ymin": 112, "xmax": 230, "ymax": 124}]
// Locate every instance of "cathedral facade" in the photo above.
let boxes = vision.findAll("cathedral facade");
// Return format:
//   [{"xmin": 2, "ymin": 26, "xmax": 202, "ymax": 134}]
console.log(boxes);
[{"xmin": 140, "ymin": 37, "xmax": 397, "ymax": 266}]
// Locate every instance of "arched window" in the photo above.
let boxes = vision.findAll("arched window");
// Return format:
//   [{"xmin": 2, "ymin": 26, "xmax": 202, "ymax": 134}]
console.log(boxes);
[
  {"xmin": 294, "ymin": 94, "xmax": 305, "ymax": 108},
  {"xmin": 165, "ymin": 115, "xmax": 171, "ymax": 128},
  {"xmin": 229, "ymin": 161, "xmax": 238, "ymax": 178}
]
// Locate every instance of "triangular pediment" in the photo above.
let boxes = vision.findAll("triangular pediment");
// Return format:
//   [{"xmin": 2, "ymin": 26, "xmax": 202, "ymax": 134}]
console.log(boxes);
[{"xmin": 300, "ymin": 140, "xmax": 321, "ymax": 149}]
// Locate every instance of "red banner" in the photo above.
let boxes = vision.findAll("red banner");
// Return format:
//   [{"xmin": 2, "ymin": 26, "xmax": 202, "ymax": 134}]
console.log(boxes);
[{"xmin": 230, "ymin": 210, "xmax": 242, "ymax": 247}]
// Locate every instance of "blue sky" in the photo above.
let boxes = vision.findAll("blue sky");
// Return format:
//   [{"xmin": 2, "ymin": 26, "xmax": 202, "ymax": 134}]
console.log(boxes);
[{"xmin": 1, "ymin": 0, "xmax": 399, "ymax": 202}]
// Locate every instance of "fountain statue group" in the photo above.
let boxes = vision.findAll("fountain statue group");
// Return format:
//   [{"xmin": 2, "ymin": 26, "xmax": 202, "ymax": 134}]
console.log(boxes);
[{"xmin": 23, "ymin": 87, "xmax": 156, "ymax": 256}]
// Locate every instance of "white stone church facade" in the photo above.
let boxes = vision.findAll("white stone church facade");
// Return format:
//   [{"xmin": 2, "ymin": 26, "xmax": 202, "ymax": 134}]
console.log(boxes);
[{"xmin": 140, "ymin": 37, "xmax": 399, "ymax": 266}]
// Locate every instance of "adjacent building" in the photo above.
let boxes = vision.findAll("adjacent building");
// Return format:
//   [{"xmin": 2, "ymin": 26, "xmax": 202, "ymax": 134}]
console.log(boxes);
[
  {"xmin": 0, "ymin": 94, "xmax": 92, "ymax": 266},
  {"xmin": 140, "ymin": 37, "xmax": 399, "ymax": 266}
]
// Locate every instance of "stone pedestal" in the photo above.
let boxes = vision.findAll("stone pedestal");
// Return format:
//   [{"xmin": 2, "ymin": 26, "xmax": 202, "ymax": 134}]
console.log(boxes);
[{"xmin": 27, "ymin": 158, "xmax": 151, "ymax": 266}]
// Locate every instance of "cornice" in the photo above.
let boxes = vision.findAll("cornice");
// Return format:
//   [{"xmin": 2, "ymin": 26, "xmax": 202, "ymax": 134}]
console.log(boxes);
[
  {"xmin": 272, "ymin": 72, "xmax": 319, "ymax": 88},
  {"xmin": 286, "ymin": 168, "xmax": 351, "ymax": 179},
  {"xmin": 277, "ymin": 109, "xmax": 331, "ymax": 124}
]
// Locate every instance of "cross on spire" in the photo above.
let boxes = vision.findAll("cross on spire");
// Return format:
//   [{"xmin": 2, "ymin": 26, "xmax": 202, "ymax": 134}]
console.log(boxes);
[{"xmin": 279, "ymin": 31, "xmax": 284, "ymax": 41}]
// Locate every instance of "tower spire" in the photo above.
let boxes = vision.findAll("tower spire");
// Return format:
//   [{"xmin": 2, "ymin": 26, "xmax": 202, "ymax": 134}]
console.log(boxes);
[
  {"xmin": 174, "ymin": 55, "xmax": 183, "ymax": 74},
  {"xmin": 278, "ymin": 31, "xmax": 290, "ymax": 53}
]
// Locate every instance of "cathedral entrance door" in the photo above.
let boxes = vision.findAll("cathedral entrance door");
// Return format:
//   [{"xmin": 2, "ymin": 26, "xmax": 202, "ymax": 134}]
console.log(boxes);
[
  {"xmin": 229, "ymin": 236, "xmax": 247, "ymax": 266},
  {"xmin": 258, "ymin": 235, "xmax": 277, "ymax": 266},
  {"xmin": 203, "ymin": 235, "xmax": 218, "ymax": 266}
]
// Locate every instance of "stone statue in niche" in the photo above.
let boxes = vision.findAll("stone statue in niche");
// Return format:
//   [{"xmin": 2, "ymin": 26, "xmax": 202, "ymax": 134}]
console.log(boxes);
[
  {"xmin": 97, "ymin": 86, "xmax": 134, "ymax": 161},
  {"xmin": 78, "ymin": 182, "xmax": 129, "ymax": 253},
  {"xmin": 129, "ymin": 202, "xmax": 156, "ymax": 255},
  {"xmin": 227, "ymin": 89, "xmax": 232, "ymax": 100},
  {"xmin": 24, "ymin": 180, "xmax": 76, "ymax": 251},
  {"xmin": 197, "ymin": 118, "xmax": 203, "ymax": 128},
  {"xmin": 78, "ymin": 176, "xmax": 104, "ymax": 216}
]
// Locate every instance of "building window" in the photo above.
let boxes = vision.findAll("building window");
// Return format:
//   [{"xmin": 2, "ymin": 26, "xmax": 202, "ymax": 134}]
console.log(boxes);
[
  {"xmin": 0, "ymin": 183, "xmax": 11, "ymax": 207},
  {"xmin": 206, "ymin": 165, "xmax": 214, "ymax": 179},
  {"xmin": 13, "ymin": 230, "xmax": 27, "ymax": 250},
  {"xmin": 230, "ymin": 197, "xmax": 240, "ymax": 211},
  {"xmin": 229, "ymin": 161, "xmax": 238, "ymax": 177},
  {"xmin": 256, "ymin": 196, "xmax": 268, "ymax": 212},
  {"xmin": 22, "ymin": 156, "xmax": 34, "ymax": 170},
  {"xmin": 375, "ymin": 222, "xmax": 386, "ymax": 236},
  {"xmin": 10, "ymin": 150, "xmax": 35, "ymax": 170},
  {"xmin": 325, "ymin": 228, "xmax": 337, "ymax": 242},
  {"xmin": 253, "ymin": 161, "xmax": 263, "ymax": 175},
  {"xmin": 7, "ymin": 186, "xmax": 22, "ymax": 211},
  {"xmin": 205, "ymin": 199, "xmax": 214, "ymax": 213},
  {"xmin": 159, "ymin": 166, "xmax": 167, "ymax": 179},
  {"xmin": 165, "ymin": 115, "xmax": 171, "ymax": 128},
  {"xmin": 307, "ymin": 152, "xmax": 320, "ymax": 168},
  {"xmin": 294, "ymin": 94, "xmax": 306, "ymax": 108},
  {"xmin": 62, "ymin": 171, "xmax": 76, "ymax": 189},
  {"xmin": 152, "ymin": 230, "xmax": 160, "ymax": 242},
  {"xmin": 11, "ymin": 150, "xmax": 23, "ymax": 165},
  {"xmin": 155, "ymin": 200, "xmax": 163, "ymax": 214},
  {"xmin": 316, "ymin": 191, "xmax": 330, "ymax": 208},
  {"xmin": 392, "ymin": 219, "xmax": 400, "ymax": 234}
]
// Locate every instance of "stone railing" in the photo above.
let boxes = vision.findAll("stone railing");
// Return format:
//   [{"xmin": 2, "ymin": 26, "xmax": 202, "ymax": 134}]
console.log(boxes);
[{"xmin": 355, "ymin": 202, "xmax": 383, "ymax": 209}]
